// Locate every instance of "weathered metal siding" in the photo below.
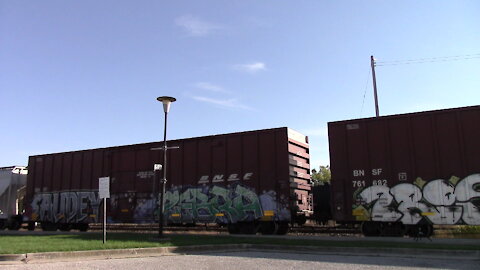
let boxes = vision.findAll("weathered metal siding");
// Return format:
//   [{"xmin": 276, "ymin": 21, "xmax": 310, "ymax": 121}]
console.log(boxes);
[
  {"xmin": 328, "ymin": 105, "xmax": 480, "ymax": 225},
  {"xmin": 26, "ymin": 127, "xmax": 312, "ymax": 225}
]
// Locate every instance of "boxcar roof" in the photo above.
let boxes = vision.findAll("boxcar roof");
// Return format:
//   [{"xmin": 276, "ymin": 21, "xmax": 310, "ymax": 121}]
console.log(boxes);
[{"xmin": 29, "ymin": 126, "xmax": 305, "ymax": 158}]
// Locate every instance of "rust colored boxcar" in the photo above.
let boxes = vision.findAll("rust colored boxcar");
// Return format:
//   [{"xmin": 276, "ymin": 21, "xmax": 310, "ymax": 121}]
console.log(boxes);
[
  {"xmin": 328, "ymin": 105, "xmax": 480, "ymax": 236},
  {"xmin": 25, "ymin": 127, "xmax": 312, "ymax": 234}
]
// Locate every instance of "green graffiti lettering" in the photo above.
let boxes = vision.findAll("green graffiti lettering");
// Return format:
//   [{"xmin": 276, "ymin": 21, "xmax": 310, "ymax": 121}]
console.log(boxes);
[
  {"xmin": 164, "ymin": 190, "xmax": 179, "ymax": 210},
  {"xmin": 233, "ymin": 185, "xmax": 262, "ymax": 220},
  {"xmin": 164, "ymin": 190, "xmax": 181, "ymax": 220},
  {"xmin": 179, "ymin": 188, "xmax": 196, "ymax": 222},
  {"xmin": 210, "ymin": 186, "xmax": 241, "ymax": 222},
  {"xmin": 194, "ymin": 189, "xmax": 216, "ymax": 222},
  {"xmin": 161, "ymin": 184, "xmax": 264, "ymax": 224}
]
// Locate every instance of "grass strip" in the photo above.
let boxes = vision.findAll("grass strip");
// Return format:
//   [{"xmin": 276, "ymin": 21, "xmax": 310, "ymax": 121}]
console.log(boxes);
[
  {"xmin": 452, "ymin": 225, "xmax": 480, "ymax": 234},
  {"xmin": 1, "ymin": 233, "xmax": 479, "ymax": 255}
]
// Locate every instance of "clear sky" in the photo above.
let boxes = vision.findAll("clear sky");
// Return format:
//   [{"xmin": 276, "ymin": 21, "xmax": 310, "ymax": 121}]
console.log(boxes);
[{"xmin": 1, "ymin": 1, "xmax": 479, "ymax": 169}]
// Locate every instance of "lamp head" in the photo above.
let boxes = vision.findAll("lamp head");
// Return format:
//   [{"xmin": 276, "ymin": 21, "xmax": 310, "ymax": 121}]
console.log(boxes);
[{"xmin": 156, "ymin": 96, "xmax": 176, "ymax": 113}]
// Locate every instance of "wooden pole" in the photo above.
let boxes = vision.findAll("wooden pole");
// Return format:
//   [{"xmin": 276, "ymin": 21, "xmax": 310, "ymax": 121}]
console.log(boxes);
[{"xmin": 371, "ymin": 55, "xmax": 380, "ymax": 117}]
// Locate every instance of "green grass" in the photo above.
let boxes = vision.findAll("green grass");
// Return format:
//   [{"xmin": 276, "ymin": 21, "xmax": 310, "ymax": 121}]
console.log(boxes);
[
  {"xmin": 0, "ymin": 233, "xmax": 479, "ymax": 254},
  {"xmin": 452, "ymin": 225, "xmax": 480, "ymax": 234}
]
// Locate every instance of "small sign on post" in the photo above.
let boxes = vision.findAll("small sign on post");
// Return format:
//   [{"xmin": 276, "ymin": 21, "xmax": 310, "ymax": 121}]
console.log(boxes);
[
  {"xmin": 99, "ymin": 177, "xmax": 110, "ymax": 244},
  {"xmin": 99, "ymin": 177, "xmax": 110, "ymax": 199}
]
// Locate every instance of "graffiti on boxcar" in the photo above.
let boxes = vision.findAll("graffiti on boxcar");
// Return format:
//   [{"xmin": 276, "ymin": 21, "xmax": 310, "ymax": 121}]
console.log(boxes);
[
  {"xmin": 352, "ymin": 174, "xmax": 480, "ymax": 225},
  {"xmin": 30, "ymin": 191, "xmax": 101, "ymax": 223},
  {"xmin": 131, "ymin": 184, "xmax": 290, "ymax": 224},
  {"xmin": 164, "ymin": 184, "xmax": 262, "ymax": 223},
  {"xmin": 29, "ymin": 185, "xmax": 291, "ymax": 224}
]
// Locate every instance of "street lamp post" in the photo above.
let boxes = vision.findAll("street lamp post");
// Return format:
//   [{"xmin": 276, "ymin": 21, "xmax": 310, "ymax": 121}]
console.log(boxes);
[{"xmin": 156, "ymin": 96, "xmax": 176, "ymax": 238}]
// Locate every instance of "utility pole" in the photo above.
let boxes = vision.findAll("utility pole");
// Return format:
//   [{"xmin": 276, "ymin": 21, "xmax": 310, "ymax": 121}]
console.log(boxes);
[{"xmin": 371, "ymin": 55, "xmax": 380, "ymax": 117}]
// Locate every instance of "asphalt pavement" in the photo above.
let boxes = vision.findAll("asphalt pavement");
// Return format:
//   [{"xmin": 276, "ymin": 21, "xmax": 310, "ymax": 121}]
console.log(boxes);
[{"xmin": 1, "ymin": 250, "xmax": 478, "ymax": 270}]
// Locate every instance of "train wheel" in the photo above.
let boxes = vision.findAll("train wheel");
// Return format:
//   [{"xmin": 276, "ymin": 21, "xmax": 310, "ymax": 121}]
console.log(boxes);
[
  {"xmin": 380, "ymin": 222, "xmax": 405, "ymax": 237},
  {"xmin": 41, "ymin": 222, "xmax": 58, "ymax": 231},
  {"xmin": 7, "ymin": 220, "xmax": 21, "ymax": 230},
  {"xmin": 295, "ymin": 215, "xmax": 307, "ymax": 226},
  {"xmin": 361, "ymin": 221, "xmax": 381, "ymax": 236},
  {"xmin": 407, "ymin": 224, "xmax": 433, "ymax": 238},
  {"xmin": 275, "ymin": 222, "xmax": 289, "ymax": 235},
  {"xmin": 425, "ymin": 224, "xmax": 434, "ymax": 237},
  {"xmin": 59, "ymin": 224, "xmax": 72, "ymax": 231},
  {"xmin": 78, "ymin": 223, "xmax": 89, "ymax": 232},
  {"xmin": 27, "ymin": 222, "xmax": 36, "ymax": 231},
  {"xmin": 260, "ymin": 221, "xmax": 278, "ymax": 235},
  {"xmin": 239, "ymin": 222, "xmax": 259, "ymax": 234},
  {"xmin": 227, "ymin": 223, "xmax": 240, "ymax": 234}
]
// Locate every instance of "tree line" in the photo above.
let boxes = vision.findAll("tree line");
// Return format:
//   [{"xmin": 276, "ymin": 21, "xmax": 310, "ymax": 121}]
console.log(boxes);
[{"xmin": 311, "ymin": 165, "xmax": 330, "ymax": 185}]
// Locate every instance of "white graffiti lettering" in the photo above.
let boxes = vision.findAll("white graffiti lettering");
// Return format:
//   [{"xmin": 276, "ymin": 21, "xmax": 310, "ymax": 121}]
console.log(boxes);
[
  {"xmin": 359, "ymin": 185, "xmax": 402, "ymax": 222},
  {"xmin": 353, "ymin": 174, "xmax": 480, "ymax": 225},
  {"xmin": 455, "ymin": 174, "xmax": 480, "ymax": 225},
  {"xmin": 31, "ymin": 191, "xmax": 101, "ymax": 223}
]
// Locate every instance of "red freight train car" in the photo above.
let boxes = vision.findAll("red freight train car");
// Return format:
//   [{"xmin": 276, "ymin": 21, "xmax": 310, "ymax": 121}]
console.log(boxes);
[
  {"xmin": 328, "ymin": 105, "xmax": 480, "ymax": 237},
  {"xmin": 25, "ymin": 127, "xmax": 312, "ymax": 234}
]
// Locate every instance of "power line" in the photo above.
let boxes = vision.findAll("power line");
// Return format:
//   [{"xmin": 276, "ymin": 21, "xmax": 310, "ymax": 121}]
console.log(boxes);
[
  {"xmin": 375, "ymin": 53, "xmax": 480, "ymax": 66},
  {"xmin": 360, "ymin": 68, "xmax": 371, "ymax": 117}
]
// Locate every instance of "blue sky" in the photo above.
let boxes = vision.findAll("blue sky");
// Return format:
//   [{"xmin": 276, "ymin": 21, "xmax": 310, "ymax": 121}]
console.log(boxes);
[{"xmin": 1, "ymin": 1, "xmax": 479, "ymax": 169}]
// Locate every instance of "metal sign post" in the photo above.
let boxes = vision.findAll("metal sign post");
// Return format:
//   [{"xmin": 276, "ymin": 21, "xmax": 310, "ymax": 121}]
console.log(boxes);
[{"xmin": 99, "ymin": 177, "xmax": 110, "ymax": 244}]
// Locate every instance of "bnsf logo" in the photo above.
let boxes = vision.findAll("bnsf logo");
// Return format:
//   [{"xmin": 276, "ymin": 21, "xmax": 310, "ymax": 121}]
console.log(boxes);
[{"xmin": 198, "ymin": 173, "xmax": 253, "ymax": 184}]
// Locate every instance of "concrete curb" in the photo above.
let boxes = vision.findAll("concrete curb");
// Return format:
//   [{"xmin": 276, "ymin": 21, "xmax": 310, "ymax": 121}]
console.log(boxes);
[
  {"xmin": 0, "ymin": 254, "xmax": 26, "ymax": 263},
  {"xmin": 0, "ymin": 244, "xmax": 250, "ymax": 264},
  {"xmin": 0, "ymin": 244, "xmax": 479, "ymax": 264}
]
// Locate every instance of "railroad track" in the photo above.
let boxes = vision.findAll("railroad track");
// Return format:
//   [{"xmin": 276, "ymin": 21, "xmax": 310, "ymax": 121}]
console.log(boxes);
[
  {"xmin": 89, "ymin": 223, "xmax": 226, "ymax": 232},
  {"xmin": 291, "ymin": 225, "xmax": 360, "ymax": 235},
  {"xmin": 88, "ymin": 223, "xmax": 361, "ymax": 235}
]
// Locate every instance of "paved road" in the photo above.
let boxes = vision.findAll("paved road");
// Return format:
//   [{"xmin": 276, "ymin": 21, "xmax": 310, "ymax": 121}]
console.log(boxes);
[{"xmin": 1, "ymin": 251, "xmax": 478, "ymax": 270}]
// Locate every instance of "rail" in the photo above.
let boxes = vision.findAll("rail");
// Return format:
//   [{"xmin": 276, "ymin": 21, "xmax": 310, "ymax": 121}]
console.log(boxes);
[{"xmin": 87, "ymin": 223, "xmax": 360, "ymax": 235}]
